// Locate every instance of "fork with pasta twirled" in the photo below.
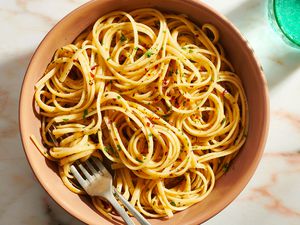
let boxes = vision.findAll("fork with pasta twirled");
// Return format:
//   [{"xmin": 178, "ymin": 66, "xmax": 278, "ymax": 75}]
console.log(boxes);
[{"xmin": 70, "ymin": 157, "xmax": 151, "ymax": 225}]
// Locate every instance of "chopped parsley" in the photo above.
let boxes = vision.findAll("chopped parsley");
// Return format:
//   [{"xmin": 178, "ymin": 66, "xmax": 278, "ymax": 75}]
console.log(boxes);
[
  {"xmin": 117, "ymin": 144, "xmax": 121, "ymax": 151},
  {"xmin": 221, "ymin": 118, "xmax": 226, "ymax": 125},
  {"xmin": 170, "ymin": 201, "xmax": 176, "ymax": 206},
  {"xmin": 117, "ymin": 96, "xmax": 121, "ymax": 99},
  {"xmin": 148, "ymin": 133, "xmax": 153, "ymax": 137},
  {"xmin": 62, "ymin": 118, "xmax": 69, "ymax": 122},
  {"xmin": 145, "ymin": 50, "xmax": 153, "ymax": 58},
  {"xmin": 83, "ymin": 109, "xmax": 88, "ymax": 119},
  {"xmin": 222, "ymin": 163, "xmax": 230, "ymax": 173},
  {"xmin": 134, "ymin": 46, "xmax": 139, "ymax": 50},
  {"xmin": 120, "ymin": 33, "xmax": 126, "ymax": 42},
  {"xmin": 104, "ymin": 145, "xmax": 116, "ymax": 155},
  {"xmin": 189, "ymin": 49, "xmax": 193, "ymax": 53},
  {"xmin": 106, "ymin": 57, "xmax": 111, "ymax": 61},
  {"xmin": 136, "ymin": 157, "xmax": 143, "ymax": 163},
  {"xmin": 234, "ymin": 139, "xmax": 239, "ymax": 145},
  {"xmin": 104, "ymin": 145, "xmax": 111, "ymax": 152}
]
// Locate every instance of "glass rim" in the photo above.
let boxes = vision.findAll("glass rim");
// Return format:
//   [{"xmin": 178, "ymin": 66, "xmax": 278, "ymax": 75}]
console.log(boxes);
[{"xmin": 268, "ymin": 0, "xmax": 300, "ymax": 48}]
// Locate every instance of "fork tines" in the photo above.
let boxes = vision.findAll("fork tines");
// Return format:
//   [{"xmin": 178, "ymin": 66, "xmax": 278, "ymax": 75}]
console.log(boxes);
[{"xmin": 70, "ymin": 157, "xmax": 109, "ymax": 188}]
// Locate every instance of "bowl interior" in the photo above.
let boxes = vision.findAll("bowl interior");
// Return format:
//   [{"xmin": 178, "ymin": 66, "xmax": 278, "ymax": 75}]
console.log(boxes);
[{"xmin": 19, "ymin": 0, "xmax": 269, "ymax": 224}]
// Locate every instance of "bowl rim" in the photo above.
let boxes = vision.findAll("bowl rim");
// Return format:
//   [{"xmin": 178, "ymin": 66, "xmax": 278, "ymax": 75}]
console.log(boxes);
[{"xmin": 19, "ymin": 0, "xmax": 270, "ymax": 224}]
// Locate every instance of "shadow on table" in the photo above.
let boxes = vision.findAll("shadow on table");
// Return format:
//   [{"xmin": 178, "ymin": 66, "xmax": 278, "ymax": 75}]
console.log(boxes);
[
  {"xmin": 0, "ymin": 51, "xmax": 34, "ymax": 158},
  {"xmin": 224, "ymin": 0, "xmax": 300, "ymax": 90}
]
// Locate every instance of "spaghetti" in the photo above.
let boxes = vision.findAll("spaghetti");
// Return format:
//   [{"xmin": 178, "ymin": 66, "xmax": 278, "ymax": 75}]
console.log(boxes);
[{"xmin": 32, "ymin": 8, "xmax": 248, "ymax": 218}]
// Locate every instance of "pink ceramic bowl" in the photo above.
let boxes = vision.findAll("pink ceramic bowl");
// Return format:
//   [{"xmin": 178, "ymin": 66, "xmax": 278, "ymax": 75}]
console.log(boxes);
[{"xmin": 19, "ymin": 0, "xmax": 269, "ymax": 224}]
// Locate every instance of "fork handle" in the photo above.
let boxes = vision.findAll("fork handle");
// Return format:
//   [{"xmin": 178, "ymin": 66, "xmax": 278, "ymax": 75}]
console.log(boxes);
[
  {"xmin": 113, "ymin": 187, "xmax": 151, "ymax": 225},
  {"xmin": 103, "ymin": 192, "xmax": 136, "ymax": 225}
]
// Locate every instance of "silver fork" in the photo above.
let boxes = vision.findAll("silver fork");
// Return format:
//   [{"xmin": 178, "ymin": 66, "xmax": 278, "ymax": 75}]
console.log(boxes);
[
  {"xmin": 70, "ymin": 157, "xmax": 151, "ymax": 225},
  {"xmin": 49, "ymin": 125, "xmax": 151, "ymax": 225}
]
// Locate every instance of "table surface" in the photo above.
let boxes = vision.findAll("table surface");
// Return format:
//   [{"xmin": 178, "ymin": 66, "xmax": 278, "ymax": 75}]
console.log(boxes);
[{"xmin": 1, "ymin": 0, "xmax": 300, "ymax": 224}]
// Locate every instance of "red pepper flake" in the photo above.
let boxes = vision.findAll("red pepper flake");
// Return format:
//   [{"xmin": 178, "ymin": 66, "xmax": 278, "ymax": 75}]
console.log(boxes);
[
  {"xmin": 73, "ymin": 59, "xmax": 79, "ymax": 63},
  {"xmin": 154, "ymin": 97, "xmax": 159, "ymax": 101},
  {"xmin": 91, "ymin": 64, "xmax": 98, "ymax": 70},
  {"xmin": 90, "ymin": 72, "xmax": 95, "ymax": 78},
  {"xmin": 145, "ymin": 68, "xmax": 148, "ymax": 72},
  {"xmin": 187, "ymin": 99, "xmax": 190, "ymax": 102},
  {"xmin": 113, "ymin": 98, "xmax": 116, "ymax": 101},
  {"xmin": 200, "ymin": 66, "xmax": 205, "ymax": 71},
  {"xmin": 150, "ymin": 117, "xmax": 159, "ymax": 121},
  {"xmin": 154, "ymin": 86, "xmax": 158, "ymax": 90},
  {"xmin": 146, "ymin": 122, "xmax": 151, "ymax": 127},
  {"xmin": 195, "ymin": 34, "xmax": 199, "ymax": 37},
  {"xmin": 154, "ymin": 65, "xmax": 158, "ymax": 69}
]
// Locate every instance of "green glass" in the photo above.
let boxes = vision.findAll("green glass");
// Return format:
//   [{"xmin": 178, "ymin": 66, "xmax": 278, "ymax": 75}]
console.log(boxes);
[{"xmin": 268, "ymin": 0, "xmax": 300, "ymax": 48}]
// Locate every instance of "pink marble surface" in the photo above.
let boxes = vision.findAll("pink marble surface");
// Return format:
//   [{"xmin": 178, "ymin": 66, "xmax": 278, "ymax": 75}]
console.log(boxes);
[{"xmin": 1, "ymin": 0, "xmax": 300, "ymax": 224}]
